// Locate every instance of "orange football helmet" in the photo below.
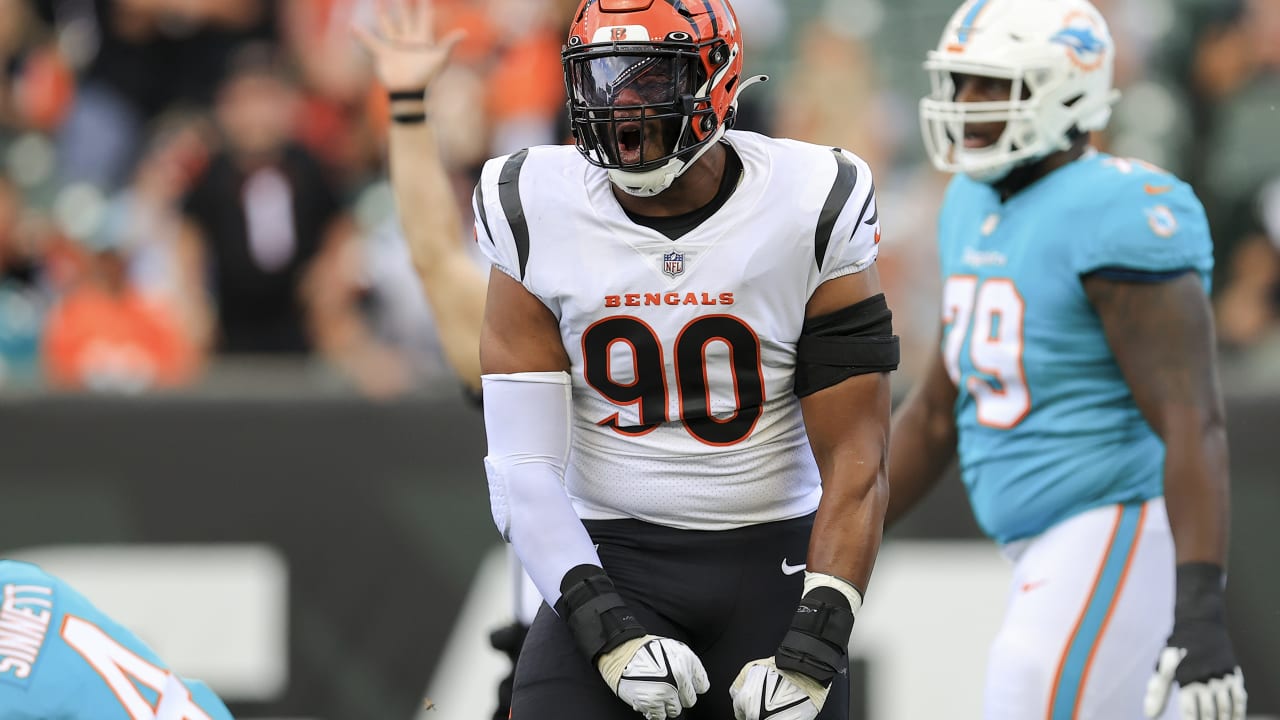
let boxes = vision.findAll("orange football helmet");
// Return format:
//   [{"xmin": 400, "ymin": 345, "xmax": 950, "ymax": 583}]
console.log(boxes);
[{"xmin": 562, "ymin": 0, "xmax": 746, "ymax": 196}]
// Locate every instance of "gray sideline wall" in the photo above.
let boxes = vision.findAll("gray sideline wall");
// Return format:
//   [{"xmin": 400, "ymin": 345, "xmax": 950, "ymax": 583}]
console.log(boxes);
[{"xmin": 0, "ymin": 395, "xmax": 1274, "ymax": 719}]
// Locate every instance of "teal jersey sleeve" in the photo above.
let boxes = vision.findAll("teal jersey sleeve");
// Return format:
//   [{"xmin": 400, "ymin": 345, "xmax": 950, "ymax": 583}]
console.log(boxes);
[{"xmin": 1072, "ymin": 159, "xmax": 1214, "ymax": 281}]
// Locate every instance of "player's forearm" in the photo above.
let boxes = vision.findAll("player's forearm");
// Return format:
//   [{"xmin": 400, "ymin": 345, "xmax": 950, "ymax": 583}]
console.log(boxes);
[
  {"xmin": 420, "ymin": 254, "xmax": 487, "ymax": 391},
  {"xmin": 810, "ymin": 449, "xmax": 888, "ymax": 592},
  {"xmin": 1160, "ymin": 409, "xmax": 1231, "ymax": 567},
  {"xmin": 388, "ymin": 120, "xmax": 487, "ymax": 390},
  {"xmin": 805, "ymin": 374, "xmax": 892, "ymax": 591},
  {"xmin": 388, "ymin": 121, "xmax": 463, "ymax": 271},
  {"xmin": 884, "ymin": 389, "xmax": 956, "ymax": 528}
]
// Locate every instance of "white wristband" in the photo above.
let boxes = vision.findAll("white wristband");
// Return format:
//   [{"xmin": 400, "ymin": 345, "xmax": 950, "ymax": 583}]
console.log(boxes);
[{"xmin": 803, "ymin": 571, "xmax": 863, "ymax": 615}]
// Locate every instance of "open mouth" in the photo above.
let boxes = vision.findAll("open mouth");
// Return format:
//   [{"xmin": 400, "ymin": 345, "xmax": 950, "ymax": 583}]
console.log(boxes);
[
  {"xmin": 963, "ymin": 127, "xmax": 1001, "ymax": 149},
  {"xmin": 616, "ymin": 122, "xmax": 645, "ymax": 164}
]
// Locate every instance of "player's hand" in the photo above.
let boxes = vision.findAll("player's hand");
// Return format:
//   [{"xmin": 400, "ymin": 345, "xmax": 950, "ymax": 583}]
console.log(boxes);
[
  {"xmin": 1143, "ymin": 642, "xmax": 1246, "ymax": 719},
  {"xmin": 730, "ymin": 657, "xmax": 826, "ymax": 720},
  {"xmin": 352, "ymin": 0, "xmax": 464, "ymax": 93},
  {"xmin": 1144, "ymin": 564, "xmax": 1246, "ymax": 719},
  {"xmin": 597, "ymin": 635, "xmax": 710, "ymax": 720}
]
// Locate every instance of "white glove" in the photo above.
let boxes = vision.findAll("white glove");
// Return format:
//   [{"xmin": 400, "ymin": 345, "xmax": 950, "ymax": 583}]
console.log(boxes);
[
  {"xmin": 597, "ymin": 634, "xmax": 710, "ymax": 720},
  {"xmin": 730, "ymin": 657, "xmax": 827, "ymax": 720},
  {"xmin": 1143, "ymin": 647, "xmax": 1248, "ymax": 720}
]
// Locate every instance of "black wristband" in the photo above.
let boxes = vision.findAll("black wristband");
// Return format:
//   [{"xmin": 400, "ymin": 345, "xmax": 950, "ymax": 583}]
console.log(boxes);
[
  {"xmin": 392, "ymin": 112, "xmax": 428, "ymax": 125},
  {"xmin": 554, "ymin": 564, "xmax": 646, "ymax": 662},
  {"xmin": 775, "ymin": 586, "xmax": 856, "ymax": 685},
  {"xmin": 1175, "ymin": 562, "xmax": 1226, "ymax": 623},
  {"xmin": 388, "ymin": 88, "xmax": 427, "ymax": 102}
]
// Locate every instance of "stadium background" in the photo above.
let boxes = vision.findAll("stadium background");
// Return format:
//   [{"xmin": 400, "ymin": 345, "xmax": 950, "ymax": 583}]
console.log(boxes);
[{"xmin": 0, "ymin": 0, "xmax": 1275, "ymax": 717}]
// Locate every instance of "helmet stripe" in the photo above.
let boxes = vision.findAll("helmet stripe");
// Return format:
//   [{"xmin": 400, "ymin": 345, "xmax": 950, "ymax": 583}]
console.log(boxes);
[
  {"xmin": 575, "ymin": 0, "xmax": 598, "ymax": 24},
  {"xmin": 660, "ymin": 0, "xmax": 702, "ymax": 36},
  {"xmin": 700, "ymin": 0, "xmax": 719, "ymax": 40},
  {"xmin": 956, "ymin": 0, "xmax": 992, "ymax": 45}
]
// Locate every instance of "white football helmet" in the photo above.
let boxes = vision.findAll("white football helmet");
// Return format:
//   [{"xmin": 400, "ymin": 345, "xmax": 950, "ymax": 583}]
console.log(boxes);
[{"xmin": 919, "ymin": 0, "xmax": 1121, "ymax": 182}]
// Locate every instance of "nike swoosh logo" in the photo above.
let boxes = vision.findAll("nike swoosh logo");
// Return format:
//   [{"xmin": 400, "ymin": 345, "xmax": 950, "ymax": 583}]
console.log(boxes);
[
  {"xmin": 623, "ymin": 642, "xmax": 678, "ymax": 683},
  {"xmin": 781, "ymin": 560, "xmax": 806, "ymax": 576},
  {"xmin": 760, "ymin": 694, "xmax": 809, "ymax": 719},
  {"xmin": 1144, "ymin": 183, "xmax": 1173, "ymax": 195},
  {"xmin": 1020, "ymin": 579, "xmax": 1049, "ymax": 593}
]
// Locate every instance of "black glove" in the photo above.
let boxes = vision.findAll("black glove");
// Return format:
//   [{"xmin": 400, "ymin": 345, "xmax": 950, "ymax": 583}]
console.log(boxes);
[{"xmin": 1143, "ymin": 563, "xmax": 1247, "ymax": 719}]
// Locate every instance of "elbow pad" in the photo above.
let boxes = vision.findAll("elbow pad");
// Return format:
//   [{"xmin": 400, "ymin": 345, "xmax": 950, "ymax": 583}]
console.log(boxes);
[
  {"xmin": 794, "ymin": 293, "xmax": 899, "ymax": 397},
  {"xmin": 483, "ymin": 457, "xmax": 513, "ymax": 541}
]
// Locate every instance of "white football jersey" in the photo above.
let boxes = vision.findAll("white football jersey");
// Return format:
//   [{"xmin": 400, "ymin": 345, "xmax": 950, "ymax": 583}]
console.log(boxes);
[{"xmin": 474, "ymin": 130, "xmax": 881, "ymax": 530}]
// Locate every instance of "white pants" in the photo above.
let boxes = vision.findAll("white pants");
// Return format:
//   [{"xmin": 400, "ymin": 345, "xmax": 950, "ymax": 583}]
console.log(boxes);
[{"xmin": 985, "ymin": 499, "xmax": 1179, "ymax": 720}]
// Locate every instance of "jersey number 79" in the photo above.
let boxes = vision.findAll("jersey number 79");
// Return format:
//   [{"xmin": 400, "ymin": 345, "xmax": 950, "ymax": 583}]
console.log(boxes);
[{"xmin": 942, "ymin": 276, "xmax": 1031, "ymax": 429}]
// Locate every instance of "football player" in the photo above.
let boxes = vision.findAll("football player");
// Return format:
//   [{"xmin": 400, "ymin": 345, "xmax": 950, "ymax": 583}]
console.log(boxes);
[
  {"xmin": 887, "ymin": 1, "xmax": 1247, "ymax": 718},
  {"xmin": 357, "ymin": 0, "xmax": 897, "ymax": 717},
  {"xmin": 0, "ymin": 560, "xmax": 235, "ymax": 720}
]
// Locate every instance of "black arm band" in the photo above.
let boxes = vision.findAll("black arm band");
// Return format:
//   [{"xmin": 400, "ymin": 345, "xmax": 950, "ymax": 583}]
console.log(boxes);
[
  {"xmin": 388, "ymin": 88, "xmax": 427, "ymax": 102},
  {"xmin": 794, "ymin": 293, "xmax": 900, "ymax": 397},
  {"xmin": 774, "ymin": 586, "xmax": 856, "ymax": 685},
  {"xmin": 392, "ymin": 111, "xmax": 428, "ymax": 125},
  {"xmin": 1175, "ymin": 562, "xmax": 1226, "ymax": 623},
  {"xmin": 553, "ymin": 564, "xmax": 646, "ymax": 662}
]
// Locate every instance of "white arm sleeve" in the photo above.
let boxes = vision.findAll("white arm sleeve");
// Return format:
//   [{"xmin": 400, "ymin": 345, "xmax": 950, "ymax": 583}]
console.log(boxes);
[{"xmin": 482, "ymin": 371, "xmax": 603, "ymax": 609}]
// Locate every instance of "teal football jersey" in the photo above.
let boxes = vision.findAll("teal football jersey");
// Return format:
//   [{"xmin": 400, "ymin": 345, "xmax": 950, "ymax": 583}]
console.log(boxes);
[
  {"xmin": 0, "ymin": 561, "xmax": 234, "ymax": 720},
  {"xmin": 936, "ymin": 152, "xmax": 1213, "ymax": 544}
]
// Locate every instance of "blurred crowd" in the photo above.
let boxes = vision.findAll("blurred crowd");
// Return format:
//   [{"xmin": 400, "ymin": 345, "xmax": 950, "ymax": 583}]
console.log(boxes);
[{"xmin": 0, "ymin": 0, "xmax": 1275, "ymax": 398}]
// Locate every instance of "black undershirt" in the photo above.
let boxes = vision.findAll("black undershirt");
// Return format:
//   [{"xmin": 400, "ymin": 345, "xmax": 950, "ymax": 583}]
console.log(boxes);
[{"xmin": 623, "ymin": 142, "xmax": 743, "ymax": 241}]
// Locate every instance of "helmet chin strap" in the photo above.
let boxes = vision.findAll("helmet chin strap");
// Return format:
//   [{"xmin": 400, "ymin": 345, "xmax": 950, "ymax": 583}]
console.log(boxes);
[
  {"xmin": 966, "ymin": 128, "xmax": 1075, "ymax": 185},
  {"xmin": 966, "ymin": 161, "xmax": 1015, "ymax": 185},
  {"xmin": 609, "ymin": 74, "xmax": 770, "ymax": 198},
  {"xmin": 608, "ymin": 124, "xmax": 727, "ymax": 197}
]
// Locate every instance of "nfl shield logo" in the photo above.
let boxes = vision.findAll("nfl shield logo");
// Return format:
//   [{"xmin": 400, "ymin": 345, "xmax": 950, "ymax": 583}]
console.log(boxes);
[{"xmin": 663, "ymin": 251, "xmax": 685, "ymax": 277}]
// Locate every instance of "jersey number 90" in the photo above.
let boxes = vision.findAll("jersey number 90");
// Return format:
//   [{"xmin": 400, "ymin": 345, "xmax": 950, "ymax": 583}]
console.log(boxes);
[{"xmin": 582, "ymin": 315, "xmax": 764, "ymax": 446}]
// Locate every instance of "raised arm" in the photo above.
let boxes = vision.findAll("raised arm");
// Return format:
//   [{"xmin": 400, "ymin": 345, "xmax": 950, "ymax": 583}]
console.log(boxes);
[
  {"xmin": 1081, "ymin": 272, "xmax": 1245, "ymax": 718},
  {"xmin": 355, "ymin": 0, "xmax": 487, "ymax": 393},
  {"xmin": 885, "ymin": 329, "xmax": 958, "ymax": 528}
]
